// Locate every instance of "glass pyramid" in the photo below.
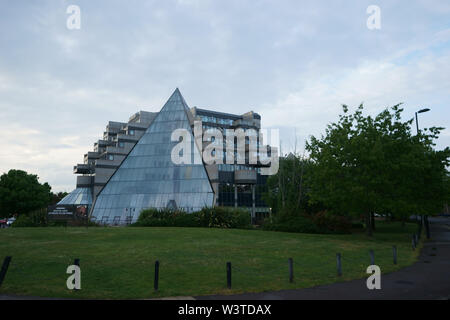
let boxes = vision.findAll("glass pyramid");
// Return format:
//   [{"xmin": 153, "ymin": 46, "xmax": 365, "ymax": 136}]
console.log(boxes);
[
  {"xmin": 90, "ymin": 89, "xmax": 214, "ymax": 223},
  {"xmin": 57, "ymin": 187, "xmax": 93, "ymax": 207}
]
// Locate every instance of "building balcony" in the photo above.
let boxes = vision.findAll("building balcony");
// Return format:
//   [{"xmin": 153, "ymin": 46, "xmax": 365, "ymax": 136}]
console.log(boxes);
[
  {"xmin": 76, "ymin": 175, "xmax": 93, "ymax": 187},
  {"xmin": 84, "ymin": 152, "xmax": 100, "ymax": 162},
  {"xmin": 73, "ymin": 164, "xmax": 93, "ymax": 174},
  {"xmin": 95, "ymin": 140, "xmax": 114, "ymax": 148},
  {"xmin": 117, "ymin": 133, "xmax": 139, "ymax": 143},
  {"xmin": 106, "ymin": 145, "xmax": 132, "ymax": 155},
  {"xmin": 234, "ymin": 169, "xmax": 257, "ymax": 184},
  {"xmin": 95, "ymin": 155, "xmax": 126, "ymax": 168}
]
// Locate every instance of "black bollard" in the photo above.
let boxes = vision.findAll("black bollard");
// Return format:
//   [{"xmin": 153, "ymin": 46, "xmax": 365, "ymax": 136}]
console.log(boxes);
[
  {"xmin": 418, "ymin": 223, "xmax": 422, "ymax": 240},
  {"xmin": 0, "ymin": 256, "xmax": 12, "ymax": 288},
  {"xmin": 336, "ymin": 253, "xmax": 342, "ymax": 277},
  {"xmin": 288, "ymin": 258, "xmax": 294, "ymax": 283},
  {"xmin": 154, "ymin": 261, "xmax": 159, "ymax": 291},
  {"xmin": 369, "ymin": 250, "xmax": 375, "ymax": 265},
  {"xmin": 425, "ymin": 216, "xmax": 430, "ymax": 239},
  {"xmin": 392, "ymin": 246, "xmax": 397, "ymax": 265},
  {"xmin": 226, "ymin": 262, "xmax": 232, "ymax": 289}
]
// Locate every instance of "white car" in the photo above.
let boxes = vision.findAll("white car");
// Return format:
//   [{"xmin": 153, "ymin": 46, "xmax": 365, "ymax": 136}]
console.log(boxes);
[{"xmin": 6, "ymin": 217, "xmax": 16, "ymax": 226}]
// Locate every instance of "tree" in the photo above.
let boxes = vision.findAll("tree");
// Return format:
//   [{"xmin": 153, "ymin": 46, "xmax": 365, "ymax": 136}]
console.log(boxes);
[
  {"xmin": 51, "ymin": 191, "xmax": 69, "ymax": 205},
  {"xmin": 306, "ymin": 104, "xmax": 449, "ymax": 236},
  {"xmin": 409, "ymin": 127, "xmax": 450, "ymax": 217},
  {"xmin": 263, "ymin": 154, "xmax": 322, "ymax": 217},
  {"xmin": 0, "ymin": 169, "xmax": 52, "ymax": 217}
]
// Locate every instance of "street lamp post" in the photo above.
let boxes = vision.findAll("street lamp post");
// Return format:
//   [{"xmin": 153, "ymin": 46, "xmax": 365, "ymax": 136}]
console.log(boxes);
[
  {"xmin": 415, "ymin": 108, "xmax": 430, "ymax": 135},
  {"xmin": 415, "ymin": 108, "xmax": 431, "ymax": 239}
]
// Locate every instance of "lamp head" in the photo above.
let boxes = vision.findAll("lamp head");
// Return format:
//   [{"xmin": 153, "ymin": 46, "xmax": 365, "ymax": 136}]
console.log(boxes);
[{"xmin": 418, "ymin": 108, "xmax": 430, "ymax": 114}]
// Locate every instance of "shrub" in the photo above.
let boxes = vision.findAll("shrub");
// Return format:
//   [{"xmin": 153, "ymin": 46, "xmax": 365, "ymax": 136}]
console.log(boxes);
[
  {"xmin": 133, "ymin": 207, "xmax": 251, "ymax": 229},
  {"xmin": 11, "ymin": 214, "xmax": 36, "ymax": 228},
  {"xmin": 262, "ymin": 215, "xmax": 322, "ymax": 234},
  {"xmin": 134, "ymin": 208, "xmax": 197, "ymax": 227},
  {"xmin": 11, "ymin": 208, "xmax": 48, "ymax": 227},
  {"xmin": 193, "ymin": 207, "xmax": 251, "ymax": 229},
  {"xmin": 262, "ymin": 209, "xmax": 352, "ymax": 234},
  {"xmin": 351, "ymin": 222, "xmax": 364, "ymax": 229},
  {"xmin": 312, "ymin": 211, "xmax": 352, "ymax": 234},
  {"xmin": 11, "ymin": 208, "xmax": 98, "ymax": 228}
]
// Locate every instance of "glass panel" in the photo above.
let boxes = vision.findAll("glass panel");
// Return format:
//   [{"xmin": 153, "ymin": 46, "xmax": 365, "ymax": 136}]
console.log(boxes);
[
  {"xmin": 91, "ymin": 89, "xmax": 214, "ymax": 223},
  {"xmin": 57, "ymin": 187, "xmax": 93, "ymax": 206}
]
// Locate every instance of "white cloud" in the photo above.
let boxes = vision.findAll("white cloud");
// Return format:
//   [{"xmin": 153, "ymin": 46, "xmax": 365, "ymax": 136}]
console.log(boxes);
[
  {"xmin": 1, "ymin": 0, "xmax": 449, "ymax": 191},
  {"xmin": 260, "ymin": 49, "xmax": 450, "ymax": 152},
  {"xmin": 0, "ymin": 123, "xmax": 86, "ymax": 191}
]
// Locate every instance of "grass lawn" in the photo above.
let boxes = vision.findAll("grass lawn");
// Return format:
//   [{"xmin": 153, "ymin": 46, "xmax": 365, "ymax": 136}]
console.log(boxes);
[{"xmin": 0, "ymin": 221, "xmax": 421, "ymax": 299}]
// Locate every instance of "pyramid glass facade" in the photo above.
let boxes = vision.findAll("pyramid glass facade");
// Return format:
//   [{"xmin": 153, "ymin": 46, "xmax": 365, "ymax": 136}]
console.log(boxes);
[
  {"xmin": 90, "ymin": 89, "xmax": 214, "ymax": 223},
  {"xmin": 57, "ymin": 187, "xmax": 93, "ymax": 207}
]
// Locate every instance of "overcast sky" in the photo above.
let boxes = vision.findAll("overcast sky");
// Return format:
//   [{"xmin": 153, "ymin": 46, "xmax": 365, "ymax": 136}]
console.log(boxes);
[{"xmin": 0, "ymin": 0, "xmax": 449, "ymax": 192}]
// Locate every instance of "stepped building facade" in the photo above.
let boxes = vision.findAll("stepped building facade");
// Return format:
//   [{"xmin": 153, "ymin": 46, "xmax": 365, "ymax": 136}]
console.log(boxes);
[{"xmin": 57, "ymin": 89, "xmax": 276, "ymax": 224}]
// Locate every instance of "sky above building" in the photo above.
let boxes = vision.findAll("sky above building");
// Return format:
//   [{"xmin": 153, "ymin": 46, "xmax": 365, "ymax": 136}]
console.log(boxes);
[{"xmin": 0, "ymin": 0, "xmax": 449, "ymax": 192}]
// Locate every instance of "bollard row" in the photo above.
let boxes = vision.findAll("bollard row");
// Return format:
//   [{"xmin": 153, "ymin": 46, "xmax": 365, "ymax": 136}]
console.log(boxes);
[{"xmin": 0, "ymin": 247, "xmax": 404, "ymax": 291}]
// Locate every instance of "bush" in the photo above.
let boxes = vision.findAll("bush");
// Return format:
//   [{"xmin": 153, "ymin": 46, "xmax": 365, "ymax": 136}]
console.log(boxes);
[
  {"xmin": 262, "ymin": 215, "xmax": 322, "ymax": 234},
  {"xmin": 11, "ymin": 208, "xmax": 48, "ymax": 227},
  {"xmin": 351, "ymin": 222, "xmax": 364, "ymax": 229},
  {"xmin": 11, "ymin": 208, "xmax": 99, "ymax": 228},
  {"xmin": 194, "ymin": 207, "xmax": 251, "ymax": 229},
  {"xmin": 134, "ymin": 208, "xmax": 197, "ymax": 227},
  {"xmin": 10, "ymin": 214, "xmax": 36, "ymax": 227},
  {"xmin": 133, "ymin": 207, "xmax": 251, "ymax": 229},
  {"xmin": 312, "ymin": 211, "xmax": 352, "ymax": 234},
  {"xmin": 262, "ymin": 209, "xmax": 352, "ymax": 234}
]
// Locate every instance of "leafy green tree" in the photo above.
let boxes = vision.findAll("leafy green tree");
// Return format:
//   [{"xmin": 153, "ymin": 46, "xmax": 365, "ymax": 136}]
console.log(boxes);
[
  {"xmin": 306, "ymin": 104, "xmax": 449, "ymax": 236},
  {"xmin": 51, "ymin": 191, "xmax": 68, "ymax": 205},
  {"xmin": 263, "ymin": 154, "xmax": 322, "ymax": 217},
  {"xmin": 410, "ymin": 127, "xmax": 450, "ymax": 217},
  {"xmin": 0, "ymin": 169, "xmax": 52, "ymax": 217}
]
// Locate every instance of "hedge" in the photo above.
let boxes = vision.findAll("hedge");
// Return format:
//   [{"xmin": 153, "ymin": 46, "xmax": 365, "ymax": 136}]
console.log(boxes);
[{"xmin": 133, "ymin": 207, "xmax": 251, "ymax": 229}]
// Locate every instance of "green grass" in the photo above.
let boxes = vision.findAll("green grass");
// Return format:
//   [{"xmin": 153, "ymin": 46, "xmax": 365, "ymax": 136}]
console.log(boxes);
[{"xmin": 0, "ymin": 222, "xmax": 421, "ymax": 299}]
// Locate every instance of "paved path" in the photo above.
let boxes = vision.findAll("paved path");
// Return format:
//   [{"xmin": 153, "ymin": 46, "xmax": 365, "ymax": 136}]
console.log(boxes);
[{"xmin": 196, "ymin": 217, "xmax": 450, "ymax": 300}]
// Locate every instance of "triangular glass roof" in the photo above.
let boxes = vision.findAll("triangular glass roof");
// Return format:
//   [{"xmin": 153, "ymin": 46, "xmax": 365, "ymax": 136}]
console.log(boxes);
[
  {"xmin": 57, "ymin": 187, "xmax": 93, "ymax": 206},
  {"xmin": 91, "ymin": 89, "xmax": 214, "ymax": 222}
]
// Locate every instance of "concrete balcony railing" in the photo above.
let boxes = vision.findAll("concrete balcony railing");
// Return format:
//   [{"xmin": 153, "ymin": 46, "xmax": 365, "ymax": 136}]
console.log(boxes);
[
  {"xmin": 127, "ymin": 122, "xmax": 148, "ymax": 130},
  {"xmin": 106, "ymin": 145, "xmax": 133, "ymax": 155},
  {"xmin": 76, "ymin": 175, "xmax": 93, "ymax": 187},
  {"xmin": 234, "ymin": 169, "xmax": 257, "ymax": 184},
  {"xmin": 117, "ymin": 133, "xmax": 139, "ymax": 143},
  {"xmin": 73, "ymin": 164, "xmax": 93, "ymax": 174},
  {"xmin": 95, "ymin": 157, "xmax": 125, "ymax": 168},
  {"xmin": 84, "ymin": 152, "xmax": 100, "ymax": 163}
]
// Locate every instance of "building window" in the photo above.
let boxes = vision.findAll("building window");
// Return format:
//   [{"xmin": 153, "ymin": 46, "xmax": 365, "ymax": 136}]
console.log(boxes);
[
  {"xmin": 129, "ymin": 129, "xmax": 135, "ymax": 136},
  {"xmin": 119, "ymin": 141, "xmax": 125, "ymax": 148},
  {"xmin": 108, "ymin": 154, "xmax": 114, "ymax": 161}
]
